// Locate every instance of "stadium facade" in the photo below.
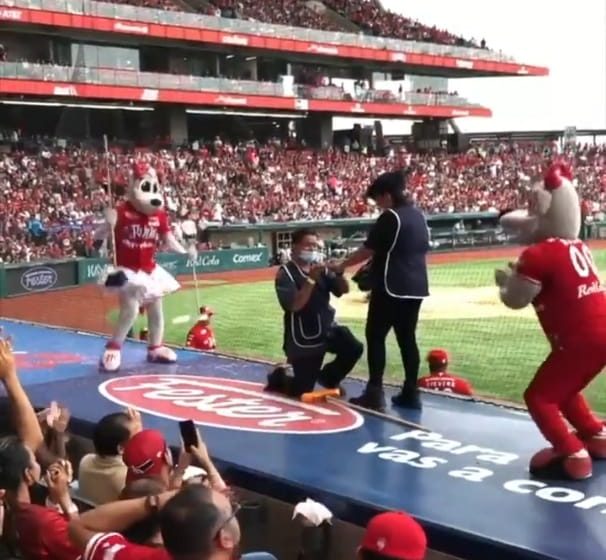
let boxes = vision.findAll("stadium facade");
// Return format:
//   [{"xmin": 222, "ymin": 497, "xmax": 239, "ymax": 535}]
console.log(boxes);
[{"xmin": 0, "ymin": 0, "xmax": 547, "ymax": 149}]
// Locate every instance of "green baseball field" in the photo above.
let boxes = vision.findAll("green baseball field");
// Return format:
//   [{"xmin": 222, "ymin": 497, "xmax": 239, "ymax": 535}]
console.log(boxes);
[{"xmin": 129, "ymin": 246, "xmax": 606, "ymax": 414}]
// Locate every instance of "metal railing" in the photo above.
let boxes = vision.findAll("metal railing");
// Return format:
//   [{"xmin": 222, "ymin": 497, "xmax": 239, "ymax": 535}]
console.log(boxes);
[
  {"xmin": 0, "ymin": 62, "xmax": 287, "ymax": 96},
  {"xmin": 0, "ymin": 0, "xmax": 519, "ymax": 63},
  {"xmin": 0, "ymin": 62, "xmax": 484, "ymax": 107}
]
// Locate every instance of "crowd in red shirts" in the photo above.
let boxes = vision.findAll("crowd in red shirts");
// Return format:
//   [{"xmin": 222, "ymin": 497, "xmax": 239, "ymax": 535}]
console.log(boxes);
[
  {"xmin": 112, "ymin": 0, "xmax": 488, "ymax": 50},
  {"xmin": 205, "ymin": 0, "xmax": 485, "ymax": 49},
  {"xmin": 1, "ymin": 138, "xmax": 605, "ymax": 264}
]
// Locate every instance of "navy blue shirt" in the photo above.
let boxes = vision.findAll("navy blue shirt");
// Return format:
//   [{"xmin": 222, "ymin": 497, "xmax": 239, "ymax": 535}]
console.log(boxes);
[
  {"xmin": 364, "ymin": 205, "xmax": 430, "ymax": 298},
  {"xmin": 275, "ymin": 261, "xmax": 346, "ymax": 359}
]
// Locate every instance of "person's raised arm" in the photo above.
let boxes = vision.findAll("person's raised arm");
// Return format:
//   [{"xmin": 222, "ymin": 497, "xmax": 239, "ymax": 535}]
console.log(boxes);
[
  {"xmin": 68, "ymin": 490, "xmax": 177, "ymax": 551},
  {"xmin": 0, "ymin": 338, "xmax": 43, "ymax": 452},
  {"xmin": 331, "ymin": 211, "xmax": 398, "ymax": 274},
  {"xmin": 189, "ymin": 428, "xmax": 227, "ymax": 491}
]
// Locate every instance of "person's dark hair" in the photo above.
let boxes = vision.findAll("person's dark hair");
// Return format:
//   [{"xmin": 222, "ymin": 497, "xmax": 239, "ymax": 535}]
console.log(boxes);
[
  {"xmin": 0, "ymin": 436, "xmax": 31, "ymax": 491},
  {"xmin": 291, "ymin": 228, "xmax": 318, "ymax": 246},
  {"xmin": 121, "ymin": 478, "xmax": 168, "ymax": 545},
  {"xmin": 429, "ymin": 362, "xmax": 447, "ymax": 374},
  {"xmin": 366, "ymin": 170, "xmax": 411, "ymax": 207},
  {"xmin": 121, "ymin": 478, "xmax": 168, "ymax": 500},
  {"xmin": 160, "ymin": 485, "xmax": 221, "ymax": 560},
  {"xmin": 92, "ymin": 412, "xmax": 131, "ymax": 457}
]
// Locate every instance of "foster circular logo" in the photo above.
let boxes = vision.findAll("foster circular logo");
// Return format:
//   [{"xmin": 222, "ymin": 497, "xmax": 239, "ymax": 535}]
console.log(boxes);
[
  {"xmin": 99, "ymin": 375, "xmax": 363, "ymax": 435},
  {"xmin": 20, "ymin": 267, "xmax": 58, "ymax": 292}
]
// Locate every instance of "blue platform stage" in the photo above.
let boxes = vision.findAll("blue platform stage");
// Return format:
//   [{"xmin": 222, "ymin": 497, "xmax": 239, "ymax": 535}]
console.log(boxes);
[{"xmin": 1, "ymin": 318, "xmax": 605, "ymax": 560}]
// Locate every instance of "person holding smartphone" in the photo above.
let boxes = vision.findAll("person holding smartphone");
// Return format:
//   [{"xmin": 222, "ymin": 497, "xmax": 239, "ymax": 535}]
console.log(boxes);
[{"xmin": 270, "ymin": 228, "xmax": 363, "ymax": 398}]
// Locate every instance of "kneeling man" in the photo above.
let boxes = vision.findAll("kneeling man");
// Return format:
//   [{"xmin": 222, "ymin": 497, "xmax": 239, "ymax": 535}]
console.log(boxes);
[{"xmin": 268, "ymin": 228, "xmax": 363, "ymax": 397}]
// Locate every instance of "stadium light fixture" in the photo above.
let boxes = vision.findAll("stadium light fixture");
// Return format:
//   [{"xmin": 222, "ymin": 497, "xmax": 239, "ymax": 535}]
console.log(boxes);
[
  {"xmin": 0, "ymin": 100, "xmax": 154, "ymax": 111},
  {"xmin": 185, "ymin": 108, "xmax": 306, "ymax": 118}
]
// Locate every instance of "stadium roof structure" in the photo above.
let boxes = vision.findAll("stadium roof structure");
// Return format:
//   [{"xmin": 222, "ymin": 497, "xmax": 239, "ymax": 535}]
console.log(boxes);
[
  {"xmin": 0, "ymin": 0, "xmax": 548, "ymax": 125},
  {"xmin": 0, "ymin": 1, "xmax": 547, "ymax": 78}
]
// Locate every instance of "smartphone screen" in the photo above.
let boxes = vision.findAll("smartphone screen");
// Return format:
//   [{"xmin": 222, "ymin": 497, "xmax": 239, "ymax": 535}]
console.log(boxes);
[{"xmin": 179, "ymin": 420, "xmax": 198, "ymax": 451}]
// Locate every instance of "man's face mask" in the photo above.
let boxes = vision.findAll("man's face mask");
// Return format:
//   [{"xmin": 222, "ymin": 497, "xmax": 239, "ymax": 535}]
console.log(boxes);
[{"xmin": 299, "ymin": 250, "xmax": 323, "ymax": 264}]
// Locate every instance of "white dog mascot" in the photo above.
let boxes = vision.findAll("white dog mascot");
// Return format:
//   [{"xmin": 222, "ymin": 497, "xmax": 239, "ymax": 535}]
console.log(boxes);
[{"xmin": 99, "ymin": 161, "xmax": 197, "ymax": 372}]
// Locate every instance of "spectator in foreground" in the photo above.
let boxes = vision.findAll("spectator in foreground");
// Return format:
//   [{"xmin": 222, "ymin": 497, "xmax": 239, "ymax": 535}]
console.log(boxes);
[
  {"xmin": 417, "ymin": 349, "xmax": 474, "ymax": 397},
  {"xmin": 0, "ymin": 338, "xmax": 81, "ymax": 559},
  {"xmin": 122, "ymin": 427, "xmax": 227, "ymax": 492},
  {"xmin": 78, "ymin": 408, "xmax": 143, "ymax": 505},
  {"xmin": 119, "ymin": 478, "xmax": 171, "ymax": 547},
  {"xmin": 359, "ymin": 511, "xmax": 427, "ymax": 560},
  {"xmin": 70, "ymin": 484, "xmax": 277, "ymax": 560}
]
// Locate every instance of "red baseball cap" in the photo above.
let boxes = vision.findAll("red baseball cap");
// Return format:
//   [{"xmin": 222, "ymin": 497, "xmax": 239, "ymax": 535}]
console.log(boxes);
[
  {"xmin": 427, "ymin": 349, "xmax": 448, "ymax": 365},
  {"xmin": 123, "ymin": 429, "xmax": 172, "ymax": 483},
  {"xmin": 360, "ymin": 512, "xmax": 427, "ymax": 560}
]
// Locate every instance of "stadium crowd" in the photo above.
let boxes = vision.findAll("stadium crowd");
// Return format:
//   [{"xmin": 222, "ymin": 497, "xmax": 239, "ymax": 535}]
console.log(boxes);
[
  {"xmin": 0, "ymin": 337, "xmax": 428, "ymax": 560},
  {"xmin": 0, "ymin": 139, "xmax": 604, "ymax": 264},
  {"xmin": 108, "ymin": 0, "xmax": 487, "ymax": 50},
  {"xmin": 204, "ymin": 0, "xmax": 485, "ymax": 49}
]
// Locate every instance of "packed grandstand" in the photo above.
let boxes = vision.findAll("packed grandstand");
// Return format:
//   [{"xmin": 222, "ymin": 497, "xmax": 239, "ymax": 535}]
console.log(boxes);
[
  {"xmin": 80, "ymin": 0, "xmax": 488, "ymax": 49},
  {"xmin": 0, "ymin": 138, "xmax": 604, "ymax": 264}
]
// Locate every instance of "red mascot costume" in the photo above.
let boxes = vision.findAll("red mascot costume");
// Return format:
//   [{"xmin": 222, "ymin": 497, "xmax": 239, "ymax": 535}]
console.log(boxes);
[
  {"xmin": 186, "ymin": 307, "xmax": 217, "ymax": 351},
  {"xmin": 99, "ymin": 162, "xmax": 196, "ymax": 372},
  {"xmin": 496, "ymin": 162, "xmax": 606, "ymax": 480},
  {"xmin": 418, "ymin": 349, "xmax": 473, "ymax": 396}
]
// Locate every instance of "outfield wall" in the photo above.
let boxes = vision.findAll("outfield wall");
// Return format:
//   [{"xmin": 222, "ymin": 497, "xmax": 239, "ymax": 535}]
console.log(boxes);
[{"xmin": 0, "ymin": 247, "xmax": 269, "ymax": 298}]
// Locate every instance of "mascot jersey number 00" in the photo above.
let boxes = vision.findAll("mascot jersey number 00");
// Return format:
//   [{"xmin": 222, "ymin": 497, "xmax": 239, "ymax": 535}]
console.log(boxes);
[
  {"xmin": 496, "ymin": 162, "xmax": 606, "ymax": 481},
  {"xmin": 99, "ymin": 161, "xmax": 197, "ymax": 372}
]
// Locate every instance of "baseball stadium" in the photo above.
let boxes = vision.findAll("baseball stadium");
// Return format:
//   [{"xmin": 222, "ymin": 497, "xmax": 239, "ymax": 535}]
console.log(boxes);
[{"xmin": 0, "ymin": 1, "xmax": 605, "ymax": 559}]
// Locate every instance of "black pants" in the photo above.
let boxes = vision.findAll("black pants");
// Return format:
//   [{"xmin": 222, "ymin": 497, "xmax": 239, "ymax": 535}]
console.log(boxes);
[
  {"xmin": 366, "ymin": 290, "xmax": 422, "ymax": 388},
  {"xmin": 290, "ymin": 325, "xmax": 363, "ymax": 396}
]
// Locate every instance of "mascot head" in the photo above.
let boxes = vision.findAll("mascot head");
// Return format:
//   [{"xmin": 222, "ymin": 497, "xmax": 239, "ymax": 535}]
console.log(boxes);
[
  {"xmin": 500, "ymin": 162, "xmax": 580, "ymax": 244},
  {"xmin": 128, "ymin": 161, "xmax": 163, "ymax": 216}
]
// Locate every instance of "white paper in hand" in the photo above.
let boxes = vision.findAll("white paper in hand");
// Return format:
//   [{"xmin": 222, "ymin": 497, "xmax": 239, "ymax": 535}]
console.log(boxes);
[{"xmin": 292, "ymin": 498, "xmax": 333, "ymax": 526}]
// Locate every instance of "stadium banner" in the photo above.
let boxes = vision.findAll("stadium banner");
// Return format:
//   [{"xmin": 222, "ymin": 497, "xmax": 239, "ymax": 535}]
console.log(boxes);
[
  {"xmin": 77, "ymin": 248, "xmax": 270, "ymax": 285},
  {"xmin": 78, "ymin": 258, "xmax": 110, "ymax": 285},
  {"xmin": 3, "ymin": 260, "xmax": 79, "ymax": 297},
  {"xmin": 159, "ymin": 247, "xmax": 270, "ymax": 275},
  {"xmin": 0, "ymin": 266, "xmax": 5, "ymax": 298}
]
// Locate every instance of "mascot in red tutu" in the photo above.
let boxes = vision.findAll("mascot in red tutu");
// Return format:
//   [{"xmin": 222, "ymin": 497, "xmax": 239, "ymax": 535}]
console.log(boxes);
[
  {"xmin": 99, "ymin": 161, "xmax": 197, "ymax": 372},
  {"xmin": 496, "ymin": 162, "xmax": 606, "ymax": 480}
]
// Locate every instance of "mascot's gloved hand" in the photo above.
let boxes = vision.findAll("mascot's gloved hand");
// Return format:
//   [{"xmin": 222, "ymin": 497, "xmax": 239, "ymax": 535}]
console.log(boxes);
[
  {"xmin": 495, "ymin": 262, "xmax": 515, "ymax": 288},
  {"xmin": 495, "ymin": 268, "xmax": 510, "ymax": 288},
  {"xmin": 105, "ymin": 208, "xmax": 118, "ymax": 227},
  {"xmin": 187, "ymin": 243, "xmax": 198, "ymax": 260}
]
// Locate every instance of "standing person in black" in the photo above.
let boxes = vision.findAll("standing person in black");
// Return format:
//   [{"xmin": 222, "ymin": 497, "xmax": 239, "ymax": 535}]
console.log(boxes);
[
  {"xmin": 329, "ymin": 170, "xmax": 430, "ymax": 412},
  {"xmin": 268, "ymin": 228, "xmax": 364, "ymax": 398}
]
